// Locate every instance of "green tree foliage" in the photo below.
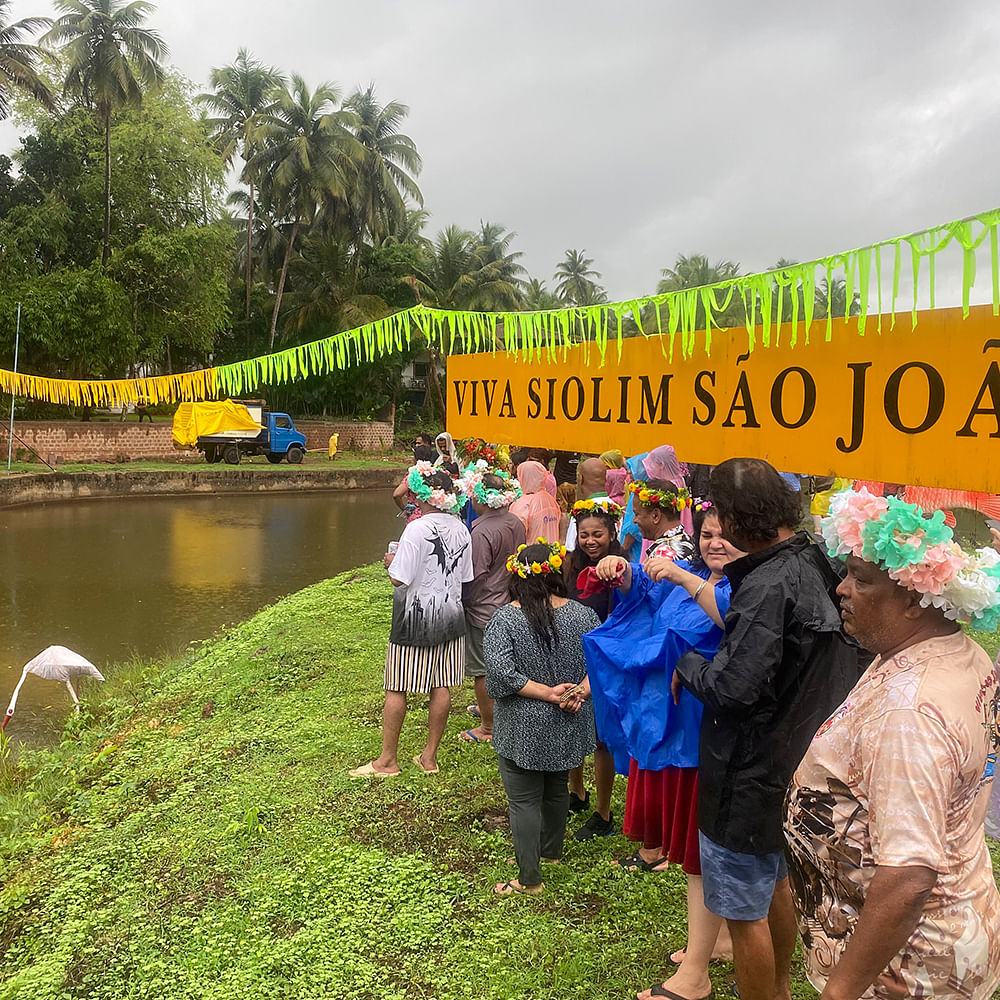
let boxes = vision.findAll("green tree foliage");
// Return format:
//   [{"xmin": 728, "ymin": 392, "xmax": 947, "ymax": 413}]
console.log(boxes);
[
  {"xmin": 44, "ymin": 0, "xmax": 167, "ymax": 267},
  {"xmin": 0, "ymin": 266, "xmax": 134, "ymax": 377},
  {"xmin": 0, "ymin": 0, "xmax": 53, "ymax": 119},
  {"xmin": 0, "ymin": 74, "xmax": 230, "ymax": 378},
  {"xmin": 554, "ymin": 248, "xmax": 607, "ymax": 305},
  {"xmin": 343, "ymin": 83, "xmax": 422, "ymax": 245},
  {"xmin": 198, "ymin": 49, "xmax": 284, "ymax": 323},
  {"xmin": 656, "ymin": 252, "xmax": 746, "ymax": 331},
  {"xmin": 251, "ymin": 75, "xmax": 364, "ymax": 349}
]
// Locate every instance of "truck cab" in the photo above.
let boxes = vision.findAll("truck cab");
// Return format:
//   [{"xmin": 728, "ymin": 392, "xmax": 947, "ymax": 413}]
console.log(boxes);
[{"xmin": 262, "ymin": 412, "xmax": 307, "ymax": 464}]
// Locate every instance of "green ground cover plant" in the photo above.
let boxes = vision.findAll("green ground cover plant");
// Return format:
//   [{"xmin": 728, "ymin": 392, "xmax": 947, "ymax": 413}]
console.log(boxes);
[{"xmin": 0, "ymin": 566, "xmax": 997, "ymax": 999}]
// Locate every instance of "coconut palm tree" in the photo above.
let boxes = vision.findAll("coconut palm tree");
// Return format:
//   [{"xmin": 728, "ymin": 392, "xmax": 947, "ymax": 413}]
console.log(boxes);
[
  {"xmin": 523, "ymin": 277, "xmax": 560, "ymax": 311},
  {"xmin": 250, "ymin": 75, "xmax": 365, "ymax": 349},
  {"xmin": 657, "ymin": 252, "xmax": 744, "ymax": 330},
  {"xmin": 0, "ymin": 0, "xmax": 54, "ymax": 119},
  {"xmin": 343, "ymin": 83, "xmax": 422, "ymax": 245},
  {"xmin": 44, "ymin": 0, "xmax": 166, "ymax": 267},
  {"xmin": 283, "ymin": 236, "xmax": 388, "ymax": 335},
  {"xmin": 198, "ymin": 49, "xmax": 284, "ymax": 322},
  {"xmin": 470, "ymin": 222, "xmax": 526, "ymax": 310},
  {"xmin": 554, "ymin": 249, "xmax": 606, "ymax": 305}
]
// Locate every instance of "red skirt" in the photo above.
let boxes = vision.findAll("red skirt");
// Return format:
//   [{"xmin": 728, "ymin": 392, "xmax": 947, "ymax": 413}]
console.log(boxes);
[{"xmin": 623, "ymin": 760, "xmax": 701, "ymax": 875}]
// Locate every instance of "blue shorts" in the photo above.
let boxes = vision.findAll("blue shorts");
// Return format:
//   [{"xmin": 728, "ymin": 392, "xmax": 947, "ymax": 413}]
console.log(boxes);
[{"xmin": 699, "ymin": 831, "xmax": 788, "ymax": 921}]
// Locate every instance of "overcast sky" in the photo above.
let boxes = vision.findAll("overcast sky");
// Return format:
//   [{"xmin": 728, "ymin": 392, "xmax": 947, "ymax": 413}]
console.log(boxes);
[{"xmin": 4, "ymin": 0, "xmax": 999, "ymax": 302}]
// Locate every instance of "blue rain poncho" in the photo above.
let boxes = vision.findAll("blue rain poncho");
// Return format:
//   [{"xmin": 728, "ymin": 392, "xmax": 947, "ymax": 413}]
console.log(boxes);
[{"xmin": 582, "ymin": 561, "xmax": 731, "ymax": 774}]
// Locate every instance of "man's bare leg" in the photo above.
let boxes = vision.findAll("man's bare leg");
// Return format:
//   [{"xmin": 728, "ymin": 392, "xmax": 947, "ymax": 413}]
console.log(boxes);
[
  {"xmin": 372, "ymin": 690, "xmax": 406, "ymax": 774},
  {"xmin": 727, "ymin": 915, "xmax": 776, "ymax": 1000},
  {"xmin": 767, "ymin": 878, "xmax": 796, "ymax": 1000},
  {"xmin": 568, "ymin": 763, "xmax": 587, "ymax": 800},
  {"xmin": 463, "ymin": 676, "xmax": 494, "ymax": 740},
  {"xmin": 417, "ymin": 685, "xmax": 451, "ymax": 771}
]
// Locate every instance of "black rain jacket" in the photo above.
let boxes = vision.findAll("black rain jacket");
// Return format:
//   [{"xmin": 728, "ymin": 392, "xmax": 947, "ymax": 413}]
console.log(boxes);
[{"xmin": 675, "ymin": 531, "xmax": 870, "ymax": 855}]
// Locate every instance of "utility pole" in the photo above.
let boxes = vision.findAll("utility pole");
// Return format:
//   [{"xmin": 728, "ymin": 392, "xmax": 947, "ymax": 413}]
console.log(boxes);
[{"xmin": 7, "ymin": 302, "xmax": 20, "ymax": 474}]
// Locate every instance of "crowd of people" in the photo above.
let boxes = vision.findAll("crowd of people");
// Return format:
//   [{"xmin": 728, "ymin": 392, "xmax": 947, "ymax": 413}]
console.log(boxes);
[{"xmin": 352, "ymin": 433, "xmax": 1000, "ymax": 1000}]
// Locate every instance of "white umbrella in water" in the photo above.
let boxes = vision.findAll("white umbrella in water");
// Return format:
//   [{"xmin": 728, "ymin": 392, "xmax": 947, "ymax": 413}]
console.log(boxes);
[{"xmin": 2, "ymin": 645, "xmax": 105, "ymax": 731}]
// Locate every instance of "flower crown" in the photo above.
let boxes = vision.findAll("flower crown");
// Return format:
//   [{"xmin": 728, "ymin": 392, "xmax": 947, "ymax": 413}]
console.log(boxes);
[
  {"xmin": 572, "ymin": 497, "xmax": 624, "ymax": 521},
  {"xmin": 506, "ymin": 539, "xmax": 566, "ymax": 578},
  {"xmin": 822, "ymin": 488, "xmax": 1000, "ymax": 630},
  {"xmin": 461, "ymin": 460, "xmax": 522, "ymax": 509},
  {"xmin": 694, "ymin": 498, "xmax": 713, "ymax": 512},
  {"xmin": 627, "ymin": 480, "xmax": 692, "ymax": 512},
  {"xmin": 407, "ymin": 461, "xmax": 467, "ymax": 514}
]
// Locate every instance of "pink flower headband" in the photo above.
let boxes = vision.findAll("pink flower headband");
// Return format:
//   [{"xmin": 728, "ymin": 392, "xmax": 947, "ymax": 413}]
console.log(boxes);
[{"xmin": 821, "ymin": 488, "xmax": 1000, "ymax": 629}]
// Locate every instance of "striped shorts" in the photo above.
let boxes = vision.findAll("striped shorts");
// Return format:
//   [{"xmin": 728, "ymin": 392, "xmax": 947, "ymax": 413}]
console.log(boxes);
[{"xmin": 384, "ymin": 636, "xmax": 465, "ymax": 693}]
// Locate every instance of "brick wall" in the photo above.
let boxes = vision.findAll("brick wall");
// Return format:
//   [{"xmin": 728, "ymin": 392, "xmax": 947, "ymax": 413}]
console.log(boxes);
[
  {"xmin": 294, "ymin": 420, "xmax": 394, "ymax": 452},
  {"xmin": 0, "ymin": 418, "xmax": 395, "ymax": 463},
  {"xmin": 0, "ymin": 421, "xmax": 185, "ymax": 463}
]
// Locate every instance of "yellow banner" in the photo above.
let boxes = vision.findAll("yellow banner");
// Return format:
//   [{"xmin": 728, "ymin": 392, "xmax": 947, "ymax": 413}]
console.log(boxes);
[{"xmin": 446, "ymin": 304, "xmax": 1000, "ymax": 492}]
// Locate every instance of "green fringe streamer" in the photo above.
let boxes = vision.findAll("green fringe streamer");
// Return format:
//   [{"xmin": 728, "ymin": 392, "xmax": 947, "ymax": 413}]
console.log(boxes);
[{"xmin": 206, "ymin": 208, "xmax": 1000, "ymax": 401}]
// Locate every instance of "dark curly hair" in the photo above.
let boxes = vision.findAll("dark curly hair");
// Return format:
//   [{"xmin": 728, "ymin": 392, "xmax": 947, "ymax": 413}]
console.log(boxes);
[
  {"xmin": 421, "ymin": 469, "xmax": 457, "ymax": 493},
  {"xmin": 709, "ymin": 458, "xmax": 801, "ymax": 545},
  {"xmin": 508, "ymin": 543, "xmax": 567, "ymax": 651}
]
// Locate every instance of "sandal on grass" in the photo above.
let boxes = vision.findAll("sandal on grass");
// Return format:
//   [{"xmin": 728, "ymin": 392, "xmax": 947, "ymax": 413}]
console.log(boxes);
[
  {"xmin": 494, "ymin": 879, "xmax": 543, "ymax": 896},
  {"xmin": 466, "ymin": 704, "xmax": 481, "ymax": 718},
  {"xmin": 412, "ymin": 755, "xmax": 439, "ymax": 774},
  {"xmin": 614, "ymin": 850, "xmax": 670, "ymax": 872},
  {"xmin": 347, "ymin": 761, "xmax": 400, "ymax": 779},
  {"xmin": 459, "ymin": 728, "xmax": 492, "ymax": 743},
  {"xmin": 612, "ymin": 849, "xmax": 647, "ymax": 871},
  {"xmin": 649, "ymin": 988, "xmax": 714, "ymax": 1000}
]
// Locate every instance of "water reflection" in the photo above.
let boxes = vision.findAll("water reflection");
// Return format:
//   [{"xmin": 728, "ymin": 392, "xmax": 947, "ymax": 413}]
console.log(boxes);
[{"xmin": 0, "ymin": 490, "xmax": 400, "ymax": 742}]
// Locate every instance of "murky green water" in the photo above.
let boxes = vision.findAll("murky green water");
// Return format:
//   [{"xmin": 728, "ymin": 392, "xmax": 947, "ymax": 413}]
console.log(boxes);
[{"xmin": 0, "ymin": 490, "xmax": 401, "ymax": 742}]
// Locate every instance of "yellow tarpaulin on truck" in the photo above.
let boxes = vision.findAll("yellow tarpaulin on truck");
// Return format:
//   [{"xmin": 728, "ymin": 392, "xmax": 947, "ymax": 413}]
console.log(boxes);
[{"xmin": 171, "ymin": 400, "xmax": 263, "ymax": 449}]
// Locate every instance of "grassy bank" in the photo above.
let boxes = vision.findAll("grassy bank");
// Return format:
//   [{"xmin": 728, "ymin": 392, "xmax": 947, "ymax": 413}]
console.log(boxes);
[
  {"xmin": 1, "ymin": 568, "xmax": 997, "ymax": 999},
  {"xmin": 4, "ymin": 450, "xmax": 412, "ymax": 475}
]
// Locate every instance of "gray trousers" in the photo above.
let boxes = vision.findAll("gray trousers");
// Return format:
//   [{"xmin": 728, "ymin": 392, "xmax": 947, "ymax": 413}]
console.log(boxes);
[{"xmin": 497, "ymin": 755, "xmax": 569, "ymax": 887}]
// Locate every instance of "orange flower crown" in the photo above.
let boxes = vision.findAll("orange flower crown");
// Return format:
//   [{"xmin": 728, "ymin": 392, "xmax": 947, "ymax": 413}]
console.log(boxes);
[
  {"xmin": 505, "ymin": 538, "xmax": 566, "ymax": 579},
  {"xmin": 572, "ymin": 497, "xmax": 624, "ymax": 521},
  {"xmin": 627, "ymin": 480, "xmax": 692, "ymax": 512}
]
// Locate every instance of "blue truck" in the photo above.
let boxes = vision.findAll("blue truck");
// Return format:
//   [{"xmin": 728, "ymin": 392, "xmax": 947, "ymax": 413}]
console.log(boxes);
[{"xmin": 189, "ymin": 401, "xmax": 308, "ymax": 465}]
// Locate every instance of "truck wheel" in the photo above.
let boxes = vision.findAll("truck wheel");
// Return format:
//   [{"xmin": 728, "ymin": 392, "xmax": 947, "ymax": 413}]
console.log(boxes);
[
  {"xmin": 223, "ymin": 444, "xmax": 240, "ymax": 465},
  {"xmin": 266, "ymin": 453, "xmax": 283, "ymax": 464},
  {"xmin": 286, "ymin": 446, "xmax": 304, "ymax": 465},
  {"xmin": 204, "ymin": 445, "xmax": 216, "ymax": 463}
]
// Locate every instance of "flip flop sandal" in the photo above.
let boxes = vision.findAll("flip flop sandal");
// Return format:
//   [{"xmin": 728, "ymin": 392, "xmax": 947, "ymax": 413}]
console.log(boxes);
[
  {"xmin": 650, "ymin": 988, "xmax": 715, "ymax": 1000},
  {"xmin": 347, "ymin": 762, "xmax": 400, "ymax": 779},
  {"xmin": 412, "ymin": 755, "xmax": 439, "ymax": 774},
  {"xmin": 494, "ymin": 879, "xmax": 543, "ymax": 896},
  {"xmin": 466, "ymin": 704, "xmax": 481, "ymax": 718},
  {"xmin": 459, "ymin": 728, "xmax": 492, "ymax": 743}
]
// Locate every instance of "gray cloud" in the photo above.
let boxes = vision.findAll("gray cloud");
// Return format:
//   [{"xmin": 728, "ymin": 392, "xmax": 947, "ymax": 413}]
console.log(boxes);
[{"xmin": 5, "ymin": 0, "xmax": 999, "ymax": 302}]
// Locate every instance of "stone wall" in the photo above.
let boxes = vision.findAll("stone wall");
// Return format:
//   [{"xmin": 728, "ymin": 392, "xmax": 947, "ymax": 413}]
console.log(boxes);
[
  {"xmin": 0, "ymin": 418, "xmax": 395, "ymax": 463},
  {"xmin": 0, "ymin": 467, "xmax": 404, "ymax": 509}
]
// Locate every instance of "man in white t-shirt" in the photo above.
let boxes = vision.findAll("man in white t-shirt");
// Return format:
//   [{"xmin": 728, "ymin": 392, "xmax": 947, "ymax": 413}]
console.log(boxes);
[{"xmin": 350, "ymin": 466, "xmax": 473, "ymax": 778}]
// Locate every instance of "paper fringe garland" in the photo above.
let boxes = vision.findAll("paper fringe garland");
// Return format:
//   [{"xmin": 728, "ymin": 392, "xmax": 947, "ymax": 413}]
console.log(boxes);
[{"xmin": 1, "ymin": 208, "xmax": 999, "ymax": 407}]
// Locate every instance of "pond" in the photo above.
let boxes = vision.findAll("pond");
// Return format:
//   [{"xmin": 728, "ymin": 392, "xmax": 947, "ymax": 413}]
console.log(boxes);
[{"xmin": 0, "ymin": 490, "xmax": 401, "ymax": 743}]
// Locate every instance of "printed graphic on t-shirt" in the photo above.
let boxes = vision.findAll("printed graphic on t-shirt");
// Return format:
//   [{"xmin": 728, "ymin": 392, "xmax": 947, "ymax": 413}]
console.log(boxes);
[{"xmin": 391, "ymin": 520, "xmax": 470, "ymax": 646}]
